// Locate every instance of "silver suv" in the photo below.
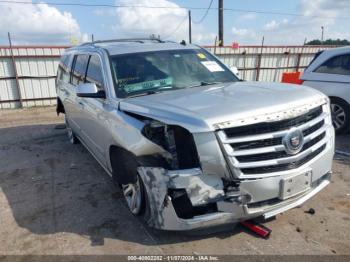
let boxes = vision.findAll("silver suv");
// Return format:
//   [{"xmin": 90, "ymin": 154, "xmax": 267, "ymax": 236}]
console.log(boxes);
[{"xmin": 56, "ymin": 38, "xmax": 334, "ymax": 230}]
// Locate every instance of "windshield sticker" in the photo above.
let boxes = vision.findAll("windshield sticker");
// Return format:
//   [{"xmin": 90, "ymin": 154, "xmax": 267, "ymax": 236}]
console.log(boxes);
[
  {"xmin": 201, "ymin": 61, "xmax": 225, "ymax": 72},
  {"xmin": 197, "ymin": 53, "xmax": 206, "ymax": 59},
  {"xmin": 118, "ymin": 77, "xmax": 139, "ymax": 85}
]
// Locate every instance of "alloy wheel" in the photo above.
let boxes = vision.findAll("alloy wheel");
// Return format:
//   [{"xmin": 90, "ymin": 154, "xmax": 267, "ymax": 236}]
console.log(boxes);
[
  {"xmin": 331, "ymin": 103, "xmax": 346, "ymax": 131},
  {"xmin": 122, "ymin": 177, "xmax": 143, "ymax": 215},
  {"xmin": 65, "ymin": 117, "xmax": 77, "ymax": 144}
]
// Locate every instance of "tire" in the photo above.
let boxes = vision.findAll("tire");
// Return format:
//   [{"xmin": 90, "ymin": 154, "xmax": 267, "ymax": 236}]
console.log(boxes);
[
  {"xmin": 330, "ymin": 97, "xmax": 350, "ymax": 134},
  {"xmin": 110, "ymin": 148, "xmax": 149, "ymax": 217},
  {"xmin": 65, "ymin": 116, "xmax": 79, "ymax": 144},
  {"xmin": 122, "ymin": 171, "xmax": 153, "ymax": 227}
]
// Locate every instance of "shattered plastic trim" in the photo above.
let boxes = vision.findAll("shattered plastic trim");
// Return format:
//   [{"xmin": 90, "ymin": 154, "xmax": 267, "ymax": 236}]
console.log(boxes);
[{"xmin": 137, "ymin": 167, "xmax": 225, "ymax": 228}]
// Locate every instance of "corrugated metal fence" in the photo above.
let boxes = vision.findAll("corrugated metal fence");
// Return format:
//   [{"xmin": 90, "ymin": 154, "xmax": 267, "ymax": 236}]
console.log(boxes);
[
  {"xmin": 0, "ymin": 46, "xmax": 66, "ymax": 109},
  {"xmin": 0, "ymin": 44, "xmax": 336, "ymax": 109},
  {"xmin": 205, "ymin": 45, "xmax": 335, "ymax": 82}
]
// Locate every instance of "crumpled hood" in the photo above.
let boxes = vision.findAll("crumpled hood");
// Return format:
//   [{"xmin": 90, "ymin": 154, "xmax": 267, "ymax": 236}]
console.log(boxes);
[{"xmin": 119, "ymin": 81, "xmax": 326, "ymax": 133}]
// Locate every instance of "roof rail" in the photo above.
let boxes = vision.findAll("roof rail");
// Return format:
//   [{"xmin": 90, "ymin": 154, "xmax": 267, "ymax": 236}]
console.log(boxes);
[{"xmin": 80, "ymin": 37, "xmax": 164, "ymax": 46}]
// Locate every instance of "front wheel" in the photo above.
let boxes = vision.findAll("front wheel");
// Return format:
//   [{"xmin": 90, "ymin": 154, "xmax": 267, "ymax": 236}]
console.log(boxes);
[
  {"xmin": 122, "ymin": 174, "xmax": 145, "ymax": 215},
  {"xmin": 330, "ymin": 98, "xmax": 350, "ymax": 134}
]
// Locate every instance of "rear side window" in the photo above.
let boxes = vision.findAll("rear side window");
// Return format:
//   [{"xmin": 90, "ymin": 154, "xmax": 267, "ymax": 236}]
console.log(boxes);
[
  {"xmin": 71, "ymin": 54, "xmax": 89, "ymax": 86},
  {"xmin": 305, "ymin": 51, "xmax": 323, "ymax": 71},
  {"xmin": 57, "ymin": 54, "xmax": 72, "ymax": 83},
  {"xmin": 315, "ymin": 54, "xmax": 350, "ymax": 75},
  {"xmin": 85, "ymin": 55, "xmax": 104, "ymax": 91}
]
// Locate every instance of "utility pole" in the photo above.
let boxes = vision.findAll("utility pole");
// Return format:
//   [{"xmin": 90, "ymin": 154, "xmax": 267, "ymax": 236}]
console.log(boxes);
[
  {"xmin": 188, "ymin": 10, "xmax": 192, "ymax": 44},
  {"xmin": 218, "ymin": 0, "xmax": 224, "ymax": 46},
  {"xmin": 321, "ymin": 26, "xmax": 324, "ymax": 44},
  {"xmin": 7, "ymin": 32, "xmax": 23, "ymax": 108}
]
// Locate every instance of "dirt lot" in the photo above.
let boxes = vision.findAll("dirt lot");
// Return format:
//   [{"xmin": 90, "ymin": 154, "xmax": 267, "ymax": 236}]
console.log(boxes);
[{"xmin": 0, "ymin": 107, "xmax": 349, "ymax": 255}]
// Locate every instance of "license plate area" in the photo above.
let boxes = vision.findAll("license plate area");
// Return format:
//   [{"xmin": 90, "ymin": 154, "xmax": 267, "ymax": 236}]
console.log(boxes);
[{"xmin": 279, "ymin": 170, "xmax": 312, "ymax": 200}]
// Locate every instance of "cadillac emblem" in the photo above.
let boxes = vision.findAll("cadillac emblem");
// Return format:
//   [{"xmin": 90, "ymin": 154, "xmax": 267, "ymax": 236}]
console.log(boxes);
[{"xmin": 283, "ymin": 128, "xmax": 304, "ymax": 155}]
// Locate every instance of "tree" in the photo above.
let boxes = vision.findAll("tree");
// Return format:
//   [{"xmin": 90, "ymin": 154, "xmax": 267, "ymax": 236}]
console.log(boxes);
[{"xmin": 305, "ymin": 39, "xmax": 350, "ymax": 46}]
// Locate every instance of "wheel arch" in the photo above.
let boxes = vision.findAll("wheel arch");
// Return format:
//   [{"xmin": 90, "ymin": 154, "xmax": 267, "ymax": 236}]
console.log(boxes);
[
  {"xmin": 329, "ymin": 96, "xmax": 350, "ymax": 108},
  {"xmin": 108, "ymin": 145, "xmax": 139, "ymax": 185},
  {"xmin": 56, "ymin": 97, "xmax": 65, "ymax": 115}
]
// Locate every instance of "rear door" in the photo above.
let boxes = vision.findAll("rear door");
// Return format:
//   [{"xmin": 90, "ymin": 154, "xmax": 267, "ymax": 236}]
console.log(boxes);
[
  {"xmin": 69, "ymin": 54, "xmax": 90, "ymax": 136},
  {"xmin": 56, "ymin": 54, "xmax": 74, "ymax": 116}
]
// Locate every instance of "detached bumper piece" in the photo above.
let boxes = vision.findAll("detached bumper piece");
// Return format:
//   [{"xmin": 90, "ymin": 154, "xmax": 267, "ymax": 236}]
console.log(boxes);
[{"xmin": 240, "ymin": 220, "xmax": 271, "ymax": 239}]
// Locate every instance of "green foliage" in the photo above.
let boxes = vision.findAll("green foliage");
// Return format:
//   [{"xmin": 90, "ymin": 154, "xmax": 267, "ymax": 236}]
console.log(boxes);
[{"xmin": 305, "ymin": 39, "xmax": 350, "ymax": 46}]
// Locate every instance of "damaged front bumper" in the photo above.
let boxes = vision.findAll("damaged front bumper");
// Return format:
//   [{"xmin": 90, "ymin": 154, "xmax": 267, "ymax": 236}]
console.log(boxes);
[
  {"xmin": 139, "ymin": 167, "xmax": 331, "ymax": 230},
  {"xmin": 138, "ymin": 139, "xmax": 333, "ymax": 231}
]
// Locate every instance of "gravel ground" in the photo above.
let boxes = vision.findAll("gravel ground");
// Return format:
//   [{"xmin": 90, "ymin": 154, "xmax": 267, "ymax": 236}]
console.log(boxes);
[{"xmin": 0, "ymin": 107, "xmax": 349, "ymax": 255}]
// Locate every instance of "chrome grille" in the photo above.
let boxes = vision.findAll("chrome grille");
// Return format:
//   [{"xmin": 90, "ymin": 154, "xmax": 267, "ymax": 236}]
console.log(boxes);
[
  {"xmin": 224, "ymin": 106, "xmax": 322, "ymax": 137},
  {"xmin": 217, "ymin": 105, "xmax": 329, "ymax": 178}
]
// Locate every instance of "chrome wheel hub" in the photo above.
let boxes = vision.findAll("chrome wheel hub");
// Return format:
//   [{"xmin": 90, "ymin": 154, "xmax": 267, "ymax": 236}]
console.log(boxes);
[
  {"xmin": 331, "ymin": 103, "xmax": 346, "ymax": 130},
  {"xmin": 122, "ymin": 178, "xmax": 143, "ymax": 215}
]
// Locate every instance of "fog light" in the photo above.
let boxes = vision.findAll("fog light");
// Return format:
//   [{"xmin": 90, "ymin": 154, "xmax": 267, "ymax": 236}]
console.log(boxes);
[
  {"xmin": 226, "ymin": 190, "xmax": 252, "ymax": 204},
  {"xmin": 237, "ymin": 193, "xmax": 252, "ymax": 204}
]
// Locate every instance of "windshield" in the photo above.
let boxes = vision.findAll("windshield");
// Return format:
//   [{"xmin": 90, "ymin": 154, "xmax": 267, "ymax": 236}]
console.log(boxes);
[{"xmin": 110, "ymin": 49, "xmax": 238, "ymax": 98}]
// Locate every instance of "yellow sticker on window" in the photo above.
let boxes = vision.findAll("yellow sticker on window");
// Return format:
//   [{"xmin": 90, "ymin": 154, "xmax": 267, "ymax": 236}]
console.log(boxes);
[{"xmin": 197, "ymin": 53, "xmax": 206, "ymax": 59}]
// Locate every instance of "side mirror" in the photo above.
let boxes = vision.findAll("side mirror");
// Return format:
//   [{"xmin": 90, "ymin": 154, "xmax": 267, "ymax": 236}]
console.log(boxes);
[
  {"xmin": 229, "ymin": 65, "xmax": 239, "ymax": 76},
  {"xmin": 76, "ymin": 83, "xmax": 106, "ymax": 98}
]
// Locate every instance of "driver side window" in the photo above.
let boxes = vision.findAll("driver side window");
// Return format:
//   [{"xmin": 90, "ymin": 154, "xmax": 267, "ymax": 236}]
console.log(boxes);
[
  {"xmin": 71, "ymin": 54, "xmax": 89, "ymax": 86},
  {"xmin": 85, "ymin": 55, "xmax": 105, "ymax": 91}
]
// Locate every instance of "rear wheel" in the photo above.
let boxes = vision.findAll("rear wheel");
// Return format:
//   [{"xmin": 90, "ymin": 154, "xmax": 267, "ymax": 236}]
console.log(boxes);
[
  {"xmin": 65, "ymin": 116, "xmax": 79, "ymax": 144},
  {"xmin": 330, "ymin": 98, "xmax": 350, "ymax": 134}
]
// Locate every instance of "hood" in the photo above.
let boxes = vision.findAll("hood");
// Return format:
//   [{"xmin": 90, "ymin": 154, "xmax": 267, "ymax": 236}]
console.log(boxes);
[{"xmin": 119, "ymin": 81, "xmax": 326, "ymax": 133}]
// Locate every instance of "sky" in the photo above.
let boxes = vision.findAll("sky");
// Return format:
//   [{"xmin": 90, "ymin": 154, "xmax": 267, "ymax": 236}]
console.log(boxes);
[{"xmin": 0, "ymin": 0, "xmax": 350, "ymax": 45}]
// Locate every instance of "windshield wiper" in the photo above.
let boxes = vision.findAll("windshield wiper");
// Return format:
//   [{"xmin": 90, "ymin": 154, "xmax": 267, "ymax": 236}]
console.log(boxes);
[
  {"xmin": 200, "ymin": 81, "xmax": 223, "ymax": 86},
  {"xmin": 125, "ymin": 82, "xmax": 222, "ymax": 98},
  {"xmin": 126, "ymin": 90, "xmax": 161, "ymax": 98},
  {"xmin": 184, "ymin": 81, "xmax": 223, "ymax": 88},
  {"xmin": 125, "ymin": 85, "xmax": 180, "ymax": 98}
]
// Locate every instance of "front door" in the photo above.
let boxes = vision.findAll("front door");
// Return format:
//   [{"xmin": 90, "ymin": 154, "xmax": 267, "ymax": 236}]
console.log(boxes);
[{"xmin": 75, "ymin": 54, "xmax": 109, "ymax": 166}]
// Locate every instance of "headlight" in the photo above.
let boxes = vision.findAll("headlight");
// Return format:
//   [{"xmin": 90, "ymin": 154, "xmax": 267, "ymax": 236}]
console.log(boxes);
[
  {"xmin": 142, "ymin": 120, "xmax": 167, "ymax": 146},
  {"xmin": 321, "ymin": 97, "xmax": 332, "ymax": 125}
]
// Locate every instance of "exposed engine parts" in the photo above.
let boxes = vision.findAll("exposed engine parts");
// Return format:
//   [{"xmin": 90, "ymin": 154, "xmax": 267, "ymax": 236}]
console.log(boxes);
[{"xmin": 142, "ymin": 120, "xmax": 200, "ymax": 170}]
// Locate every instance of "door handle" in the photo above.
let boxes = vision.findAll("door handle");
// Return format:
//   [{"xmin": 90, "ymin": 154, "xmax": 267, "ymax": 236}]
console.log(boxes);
[
  {"xmin": 59, "ymin": 87, "xmax": 68, "ymax": 94},
  {"xmin": 78, "ymin": 101, "xmax": 85, "ymax": 108}
]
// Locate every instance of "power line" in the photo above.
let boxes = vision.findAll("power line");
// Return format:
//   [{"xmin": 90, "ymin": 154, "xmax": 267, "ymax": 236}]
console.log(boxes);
[
  {"xmin": 0, "ymin": 0, "xmax": 349, "ymax": 20},
  {"xmin": 0, "ymin": 0, "xmax": 190, "ymax": 9},
  {"xmin": 192, "ymin": 0, "xmax": 213, "ymax": 24}
]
